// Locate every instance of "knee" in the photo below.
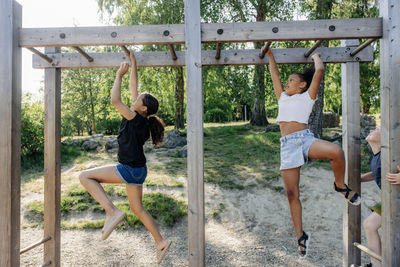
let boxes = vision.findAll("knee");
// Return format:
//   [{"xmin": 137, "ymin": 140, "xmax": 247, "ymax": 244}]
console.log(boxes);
[
  {"xmin": 130, "ymin": 203, "xmax": 145, "ymax": 215},
  {"xmin": 363, "ymin": 216, "xmax": 379, "ymax": 232},
  {"xmin": 286, "ymin": 189, "xmax": 299, "ymax": 203},
  {"xmin": 331, "ymin": 146, "xmax": 345, "ymax": 162},
  {"xmin": 79, "ymin": 171, "xmax": 89, "ymax": 185}
]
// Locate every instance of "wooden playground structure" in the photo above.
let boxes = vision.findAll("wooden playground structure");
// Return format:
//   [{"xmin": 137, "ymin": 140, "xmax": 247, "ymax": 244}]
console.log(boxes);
[{"xmin": 1, "ymin": 0, "xmax": 399, "ymax": 266}]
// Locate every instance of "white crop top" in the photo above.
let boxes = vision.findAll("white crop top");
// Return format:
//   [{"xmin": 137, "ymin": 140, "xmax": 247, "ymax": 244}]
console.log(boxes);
[{"xmin": 276, "ymin": 92, "xmax": 316, "ymax": 124}]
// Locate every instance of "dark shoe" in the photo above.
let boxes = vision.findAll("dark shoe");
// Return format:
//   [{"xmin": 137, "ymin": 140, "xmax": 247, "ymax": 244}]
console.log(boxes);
[
  {"xmin": 298, "ymin": 231, "xmax": 310, "ymax": 258},
  {"xmin": 333, "ymin": 182, "xmax": 361, "ymax": 205}
]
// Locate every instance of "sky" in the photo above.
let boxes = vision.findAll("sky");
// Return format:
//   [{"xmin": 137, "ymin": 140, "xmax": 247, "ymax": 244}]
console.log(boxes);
[{"xmin": 17, "ymin": 0, "xmax": 107, "ymax": 99}]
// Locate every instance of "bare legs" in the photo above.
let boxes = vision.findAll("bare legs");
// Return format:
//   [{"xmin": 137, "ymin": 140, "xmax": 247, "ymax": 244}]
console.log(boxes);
[
  {"xmin": 364, "ymin": 212, "xmax": 382, "ymax": 267},
  {"xmin": 79, "ymin": 166, "xmax": 169, "ymax": 250}
]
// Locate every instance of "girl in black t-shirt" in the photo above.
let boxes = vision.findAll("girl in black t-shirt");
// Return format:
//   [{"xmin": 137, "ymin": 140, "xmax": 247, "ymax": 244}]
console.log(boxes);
[{"xmin": 79, "ymin": 51, "xmax": 171, "ymax": 264}]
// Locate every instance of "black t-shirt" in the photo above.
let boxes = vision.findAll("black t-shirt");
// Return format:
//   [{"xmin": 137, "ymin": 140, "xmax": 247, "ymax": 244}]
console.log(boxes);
[
  {"xmin": 117, "ymin": 111, "xmax": 150, "ymax": 168},
  {"xmin": 369, "ymin": 151, "xmax": 381, "ymax": 189}
]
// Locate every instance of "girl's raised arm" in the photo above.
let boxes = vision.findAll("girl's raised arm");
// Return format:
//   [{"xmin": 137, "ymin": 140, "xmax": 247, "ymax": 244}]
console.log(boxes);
[
  {"xmin": 111, "ymin": 62, "xmax": 136, "ymax": 120},
  {"xmin": 129, "ymin": 50, "xmax": 139, "ymax": 105},
  {"xmin": 307, "ymin": 53, "xmax": 324, "ymax": 100},
  {"xmin": 267, "ymin": 49, "xmax": 284, "ymax": 100}
]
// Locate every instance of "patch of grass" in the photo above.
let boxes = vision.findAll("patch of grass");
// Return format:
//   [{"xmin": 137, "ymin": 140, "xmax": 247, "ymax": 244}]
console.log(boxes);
[
  {"xmin": 25, "ymin": 200, "xmax": 44, "ymax": 216},
  {"xmin": 211, "ymin": 203, "xmax": 225, "ymax": 218},
  {"xmin": 61, "ymin": 220, "xmax": 104, "ymax": 229}
]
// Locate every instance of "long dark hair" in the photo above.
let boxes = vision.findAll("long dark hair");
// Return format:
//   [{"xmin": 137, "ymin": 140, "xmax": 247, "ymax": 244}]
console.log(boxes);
[
  {"xmin": 295, "ymin": 67, "xmax": 315, "ymax": 92},
  {"xmin": 142, "ymin": 93, "xmax": 165, "ymax": 146}
]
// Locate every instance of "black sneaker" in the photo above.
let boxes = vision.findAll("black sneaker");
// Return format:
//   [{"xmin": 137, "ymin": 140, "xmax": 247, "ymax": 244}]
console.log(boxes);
[{"xmin": 297, "ymin": 231, "xmax": 310, "ymax": 258}]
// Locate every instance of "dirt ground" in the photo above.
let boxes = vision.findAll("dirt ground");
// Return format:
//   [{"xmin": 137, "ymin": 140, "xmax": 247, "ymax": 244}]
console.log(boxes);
[{"xmin": 20, "ymin": 156, "xmax": 380, "ymax": 267}]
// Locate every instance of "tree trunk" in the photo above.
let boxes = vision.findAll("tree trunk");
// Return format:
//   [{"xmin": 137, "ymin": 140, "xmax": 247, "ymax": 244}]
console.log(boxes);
[
  {"xmin": 308, "ymin": 75, "xmax": 325, "ymax": 138},
  {"xmin": 88, "ymin": 76, "xmax": 96, "ymax": 134},
  {"xmin": 250, "ymin": 53, "xmax": 268, "ymax": 126},
  {"xmin": 174, "ymin": 66, "xmax": 185, "ymax": 129}
]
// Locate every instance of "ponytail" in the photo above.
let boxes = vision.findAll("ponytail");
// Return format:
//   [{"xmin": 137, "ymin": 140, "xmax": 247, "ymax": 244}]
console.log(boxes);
[
  {"xmin": 148, "ymin": 115, "xmax": 165, "ymax": 146},
  {"xmin": 295, "ymin": 67, "xmax": 315, "ymax": 91}
]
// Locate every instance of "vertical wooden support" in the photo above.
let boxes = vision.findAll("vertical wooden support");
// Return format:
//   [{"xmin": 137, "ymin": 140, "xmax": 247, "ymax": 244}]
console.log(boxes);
[
  {"xmin": 0, "ymin": 1, "xmax": 22, "ymax": 266},
  {"xmin": 341, "ymin": 39, "xmax": 361, "ymax": 267},
  {"xmin": 184, "ymin": 0, "xmax": 205, "ymax": 266},
  {"xmin": 43, "ymin": 47, "xmax": 61, "ymax": 267},
  {"xmin": 380, "ymin": 1, "xmax": 400, "ymax": 266}
]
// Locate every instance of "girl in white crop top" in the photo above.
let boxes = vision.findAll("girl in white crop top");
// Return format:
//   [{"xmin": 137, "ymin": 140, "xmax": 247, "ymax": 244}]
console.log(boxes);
[{"xmin": 267, "ymin": 49, "xmax": 361, "ymax": 258}]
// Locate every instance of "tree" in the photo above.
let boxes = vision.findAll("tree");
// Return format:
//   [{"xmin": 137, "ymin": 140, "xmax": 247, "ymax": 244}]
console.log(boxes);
[{"xmin": 97, "ymin": 0, "xmax": 186, "ymax": 129}]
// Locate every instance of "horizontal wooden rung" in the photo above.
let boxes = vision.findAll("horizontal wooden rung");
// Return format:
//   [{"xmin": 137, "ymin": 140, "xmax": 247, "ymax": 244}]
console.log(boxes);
[
  {"xmin": 20, "ymin": 236, "xmax": 52, "ymax": 255},
  {"xmin": 353, "ymin": 242, "xmax": 382, "ymax": 261}
]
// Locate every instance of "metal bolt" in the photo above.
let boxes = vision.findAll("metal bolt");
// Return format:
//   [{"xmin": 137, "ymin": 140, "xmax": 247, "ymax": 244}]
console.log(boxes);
[
  {"xmin": 355, "ymin": 57, "xmax": 360, "ymax": 61},
  {"xmin": 272, "ymin": 27, "xmax": 279, "ymax": 33},
  {"xmin": 217, "ymin": 29, "xmax": 224, "ymax": 35},
  {"xmin": 163, "ymin": 30, "xmax": 170, "ymax": 36},
  {"xmin": 111, "ymin": 32, "xmax": 117, "ymax": 38},
  {"xmin": 329, "ymin": 25, "xmax": 336, "ymax": 31},
  {"xmin": 59, "ymin": 33, "xmax": 66, "ymax": 39}
]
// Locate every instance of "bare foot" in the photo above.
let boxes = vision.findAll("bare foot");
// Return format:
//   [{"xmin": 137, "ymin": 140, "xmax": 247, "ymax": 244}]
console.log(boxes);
[
  {"xmin": 156, "ymin": 240, "xmax": 172, "ymax": 264},
  {"xmin": 101, "ymin": 209, "xmax": 126, "ymax": 240}
]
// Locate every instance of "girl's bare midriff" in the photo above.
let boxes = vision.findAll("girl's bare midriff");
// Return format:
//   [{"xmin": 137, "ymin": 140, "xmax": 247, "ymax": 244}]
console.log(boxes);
[{"xmin": 279, "ymin": 121, "xmax": 308, "ymax": 137}]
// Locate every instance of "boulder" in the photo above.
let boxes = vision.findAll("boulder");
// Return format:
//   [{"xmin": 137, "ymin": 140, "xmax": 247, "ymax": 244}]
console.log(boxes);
[
  {"xmin": 162, "ymin": 129, "xmax": 187, "ymax": 148},
  {"xmin": 265, "ymin": 124, "xmax": 280, "ymax": 132},
  {"xmin": 105, "ymin": 138, "xmax": 118, "ymax": 150},
  {"xmin": 323, "ymin": 112, "xmax": 340, "ymax": 128},
  {"xmin": 81, "ymin": 140, "xmax": 101, "ymax": 151},
  {"xmin": 180, "ymin": 145, "xmax": 187, "ymax": 158}
]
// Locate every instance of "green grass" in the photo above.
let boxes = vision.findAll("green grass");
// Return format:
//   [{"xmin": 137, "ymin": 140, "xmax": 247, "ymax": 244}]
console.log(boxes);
[{"xmin": 24, "ymin": 185, "xmax": 187, "ymax": 229}]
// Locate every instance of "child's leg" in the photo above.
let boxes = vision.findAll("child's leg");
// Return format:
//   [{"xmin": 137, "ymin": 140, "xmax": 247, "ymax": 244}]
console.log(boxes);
[
  {"xmin": 308, "ymin": 139, "xmax": 345, "ymax": 186},
  {"xmin": 125, "ymin": 185, "xmax": 170, "ymax": 250},
  {"xmin": 281, "ymin": 167, "xmax": 303, "ymax": 239},
  {"xmin": 79, "ymin": 166, "xmax": 122, "ymax": 213},
  {"xmin": 363, "ymin": 212, "xmax": 382, "ymax": 267},
  {"xmin": 79, "ymin": 166, "xmax": 125, "ymax": 238}
]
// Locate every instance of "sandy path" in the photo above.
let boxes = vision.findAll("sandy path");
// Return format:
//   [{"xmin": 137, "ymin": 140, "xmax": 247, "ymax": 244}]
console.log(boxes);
[{"xmin": 20, "ymin": 166, "xmax": 380, "ymax": 266}]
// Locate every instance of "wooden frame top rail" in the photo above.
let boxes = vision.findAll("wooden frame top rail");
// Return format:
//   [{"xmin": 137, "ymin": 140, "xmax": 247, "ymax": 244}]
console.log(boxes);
[
  {"xmin": 32, "ymin": 46, "xmax": 373, "ymax": 69},
  {"xmin": 20, "ymin": 18, "xmax": 382, "ymax": 48}
]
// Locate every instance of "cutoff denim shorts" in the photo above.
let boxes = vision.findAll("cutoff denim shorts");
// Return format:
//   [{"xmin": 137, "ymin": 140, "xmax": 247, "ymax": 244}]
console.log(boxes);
[
  {"xmin": 114, "ymin": 164, "xmax": 147, "ymax": 186},
  {"xmin": 280, "ymin": 129, "xmax": 318, "ymax": 170}
]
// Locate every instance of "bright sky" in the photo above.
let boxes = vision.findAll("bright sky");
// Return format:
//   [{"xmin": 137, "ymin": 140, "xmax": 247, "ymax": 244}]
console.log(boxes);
[{"xmin": 17, "ymin": 0, "xmax": 107, "ymax": 99}]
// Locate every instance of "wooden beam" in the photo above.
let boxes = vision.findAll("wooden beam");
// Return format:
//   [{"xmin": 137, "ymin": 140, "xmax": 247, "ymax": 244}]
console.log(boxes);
[
  {"xmin": 19, "ymin": 18, "xmax": 382, "ymax": 47},
  {"xmin": 304, "ymin": 40, "xmax": 322, "ymax": 57},
  {"xmin": 120, "ymin": 45, "xmax": 130, "ymax": 57},
  {"xmin": 72, "ymin": 46, "xmax": 93, "ymax": 62},
  {"xmin": 20, "ymin": 236, "xmax": 52, "ymax": 255},
  {"xmin": 350, "ymin": 38, "xmax": 376, "ymax": 57},
  {"xmin": 168, "ymin": 44, "xmax": 177, "ymax": 60},
  {"xmin": 353, "ymin": 242, "xmax": 382, "ymax": 261},
  {"xmin": 215, "ymin": 43, "xmax": 222, "ymax": 59},
  {"xmin": 341, "ymin": 39, "xmax": 361, "ymax": 267},
  {"xmin": 43, "ymin": 47, "xmax": 61, "ymax": 267},
  {"xmin": 380, "ymin": 0, "xmax": 400, "ymax": 266},
  {"xmin": 32, "ymin": 47, "xmax": 374, "ymax": 69},
  {"xmin": 0, "ymin": 1, "xmax": 21, "ymax": 266},
  {"xmin": 27, "ymin": 47, "xmax": 54, "ymax": 64},
  {"xmin": 185, "ymin": 0, "xmax": 205, "ymax": 266},
  {"xmin": 259, "ymin": 41, "xmax": 271, "ymax": 59}
]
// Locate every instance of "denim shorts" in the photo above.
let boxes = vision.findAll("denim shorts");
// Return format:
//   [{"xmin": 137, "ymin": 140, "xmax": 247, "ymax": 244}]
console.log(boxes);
[
  {"xmin": 114, "ymin": 164, "xmax": 147, "ymax": 186},
  {"xmin": 280, "ymin": 129, "xmax": 318, "ymax": 170}
]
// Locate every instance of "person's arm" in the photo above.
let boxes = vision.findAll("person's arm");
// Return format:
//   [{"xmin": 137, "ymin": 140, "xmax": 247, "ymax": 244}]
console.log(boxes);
[
  {"xmin": 129, "ymin": 50, "xmax": 139, "ymax": 105},
  {"xmin": 111, "ymin": 62, "xmax": 136, "ymax": 120},
  {"xmin": 307, "ymin": 53, "xmax": 324, "ymax": 100},
  {"xmin": 361, "ymin": 172, "xmax": 374, "ymax": 183},
  {"xmin": 386, "ymin": 165, "xmax": 400, "ymax": 185},
  {"xmin": 267, "ymin": 49, "xmax": 283, "ymax": 100}
]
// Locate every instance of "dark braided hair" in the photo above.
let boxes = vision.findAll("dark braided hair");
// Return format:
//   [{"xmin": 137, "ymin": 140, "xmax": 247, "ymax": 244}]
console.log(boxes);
[
  {"xmin": 295, "ymin": 67, "xmax": 315, "ymax": 92},
  {"xmin": 142, "ymin": 93, "xmax": 165, "ymax": 146}
]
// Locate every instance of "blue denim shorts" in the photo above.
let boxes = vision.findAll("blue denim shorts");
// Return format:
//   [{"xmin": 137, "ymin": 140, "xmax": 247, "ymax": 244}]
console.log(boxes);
[
  {"xmin": 280, "ymin": 129, "xmax": 318, "ymax": 170},
  {"xmin": 114, "ymin": 164, "xmax": 147, "ymax": 186}
]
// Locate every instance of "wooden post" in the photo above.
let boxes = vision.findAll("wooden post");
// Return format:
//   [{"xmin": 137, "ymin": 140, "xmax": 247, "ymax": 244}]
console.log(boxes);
[
  {"xmin": 43, "ymin": 47, "xmax": 61, "ymax": 267},
  {"xmin": 380, "ymin": 1, "xmax": 400, "ymax": 266},
  {"xmin": 0, "ymin": 1, "xmax": 22, "ymax": 266},
  {"xmin": 341, "ymin": 39, "xmax": 361, "ymax": 267},
  {"xmin": 184, "ymin": 0, "xmax": 204, "ymax": 266}
]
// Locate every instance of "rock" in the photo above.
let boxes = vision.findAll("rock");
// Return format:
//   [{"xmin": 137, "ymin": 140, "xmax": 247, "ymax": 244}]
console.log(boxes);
[
  {"xmin": 180, "ymin": 145, "xmax": 187, "ymax": 158},
  {"xmin": 106, "ymin": 148, "xmax": 118, "ymax": 154},
  {"xmin": 265, "ymin": 124, "xmax": 280, "ymax": 132},
  {"xmin": 162, "ymin": 129, "xmax": 187, "ymax": 148},
  {"xmin": 323, "ymin": 112, "xmax": 340, "ymax": 128},
  {"xmin": 91, "ymin": 134, "xmax": 104, "ymax": 139},
  {"xmin": 81, "ymin": 140, "xmax": 101, "ymax": 151},
  {"xmin": 105, "ymin": 138, "xmax": 118, "ymax": 150},
  {"xmin": 326, "ymin": 131, "xmax": 341, "ymax": 141},
  {"xmin": 360, "ymin": 114, "xmax": 376, "ymax": 128},
  {"xmin": 166, "ymin": 148, "xmax": 179, "ymax": 157}
]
